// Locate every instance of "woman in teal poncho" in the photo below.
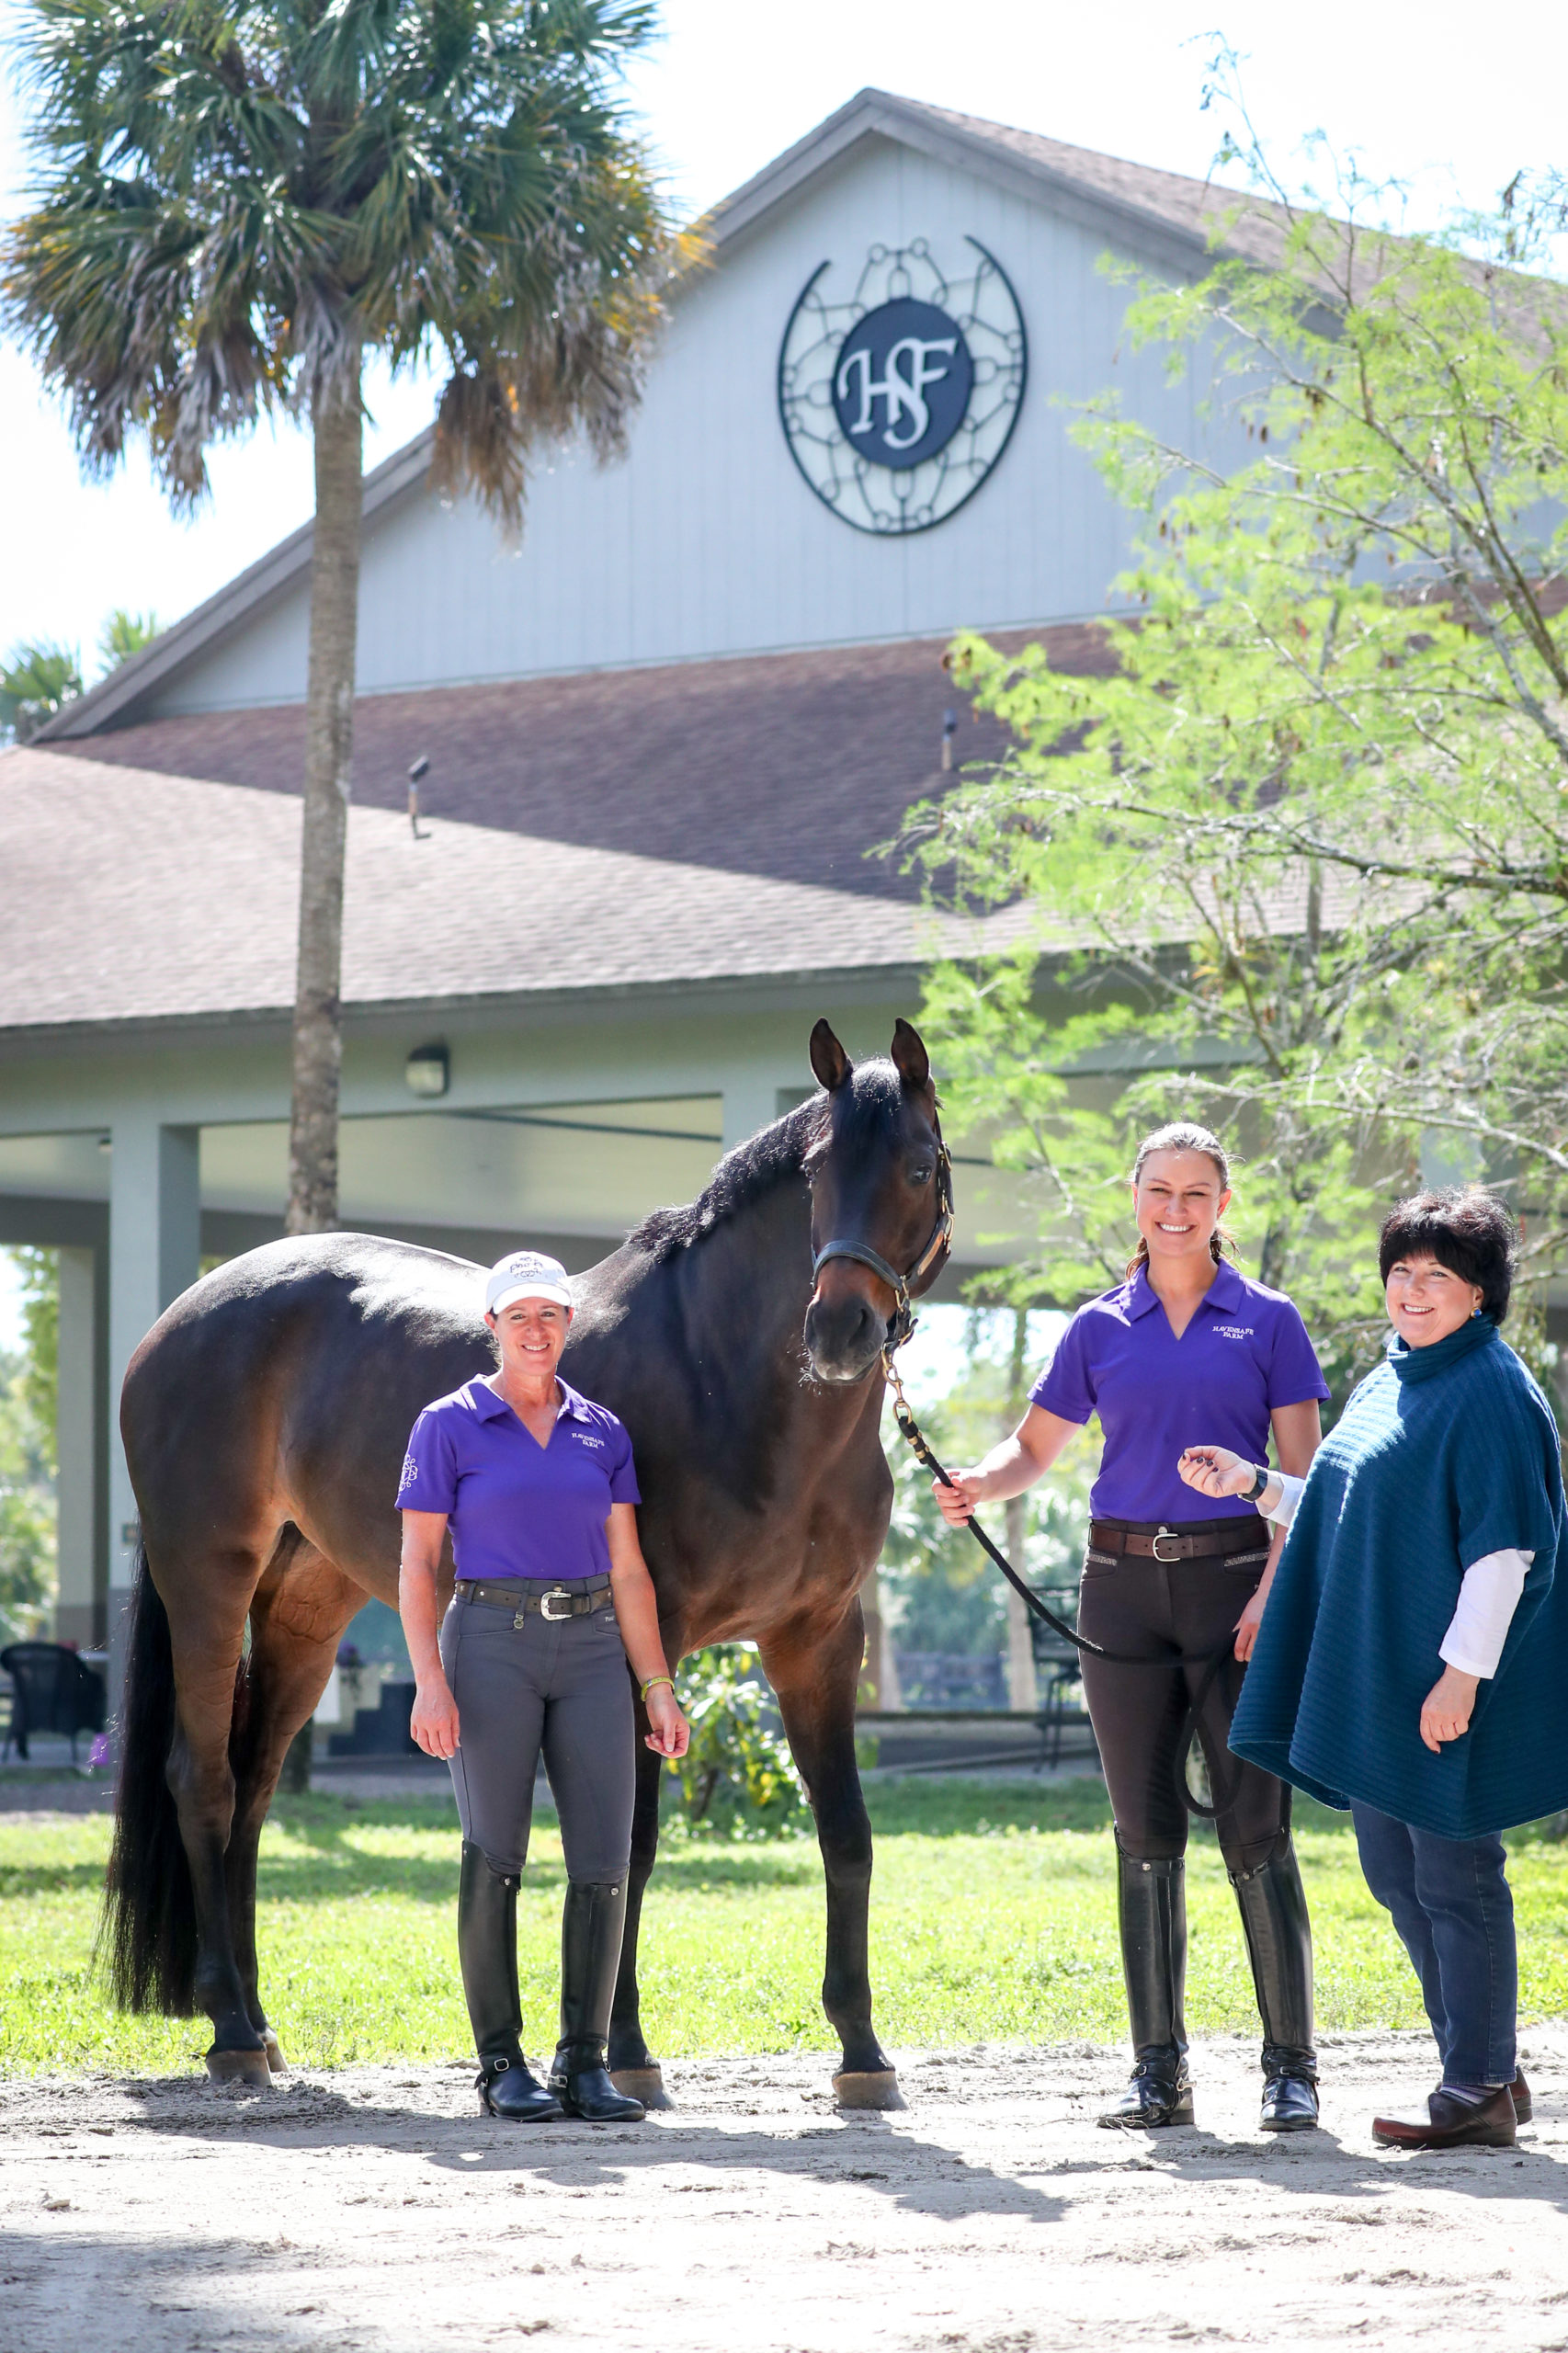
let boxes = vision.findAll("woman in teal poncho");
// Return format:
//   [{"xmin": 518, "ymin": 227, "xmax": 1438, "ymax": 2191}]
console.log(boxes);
[{"xmin": 1179, "ymin": 1188, "xmax": 1567, "ymax": 2154}]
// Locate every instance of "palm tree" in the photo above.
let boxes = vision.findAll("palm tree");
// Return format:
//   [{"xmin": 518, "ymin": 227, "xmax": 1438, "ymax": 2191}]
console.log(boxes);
[
  {"xmin": 0, "ymin": 641, "xmax": 83, "ymax": 742},
  {"xmin": 99, "ymin": 608, "xmax": 161, "ymax": 669},
  {"xmin": 4, "ymin": 0, "xmax": 673, "ymax": 1232}
]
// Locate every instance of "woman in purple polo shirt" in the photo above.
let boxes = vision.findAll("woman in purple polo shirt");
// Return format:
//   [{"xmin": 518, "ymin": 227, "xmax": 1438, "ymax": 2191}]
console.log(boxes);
[
  {"xmin": 936, "ymin": 1123, "xmax": 1328, "ymax": 2133},
  {"xmin": 398, "ymin": 1248, "xmax": 688, "ymax": 2127}
]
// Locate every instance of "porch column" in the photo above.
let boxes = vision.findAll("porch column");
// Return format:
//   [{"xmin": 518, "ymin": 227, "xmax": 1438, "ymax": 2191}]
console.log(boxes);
[
  {"xmin": 107, "ymin": 1121, "xmax": 201, "ymax": 1691},
  {"xmin": 54, "ymin": 1245, "xmax": 103, "ymax": 1649}
]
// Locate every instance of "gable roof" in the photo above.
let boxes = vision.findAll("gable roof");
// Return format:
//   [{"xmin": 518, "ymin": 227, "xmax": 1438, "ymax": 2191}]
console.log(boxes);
[
  {"xmin": 46, "ymin": 623, "xmax": 1113, "ymax": 902},
  {"xmin": 38, "ymin": 88, "xmax": 1278, "ymax": 747}
]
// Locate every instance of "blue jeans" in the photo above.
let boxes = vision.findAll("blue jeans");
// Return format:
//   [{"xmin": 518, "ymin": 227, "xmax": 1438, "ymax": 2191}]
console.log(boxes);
[{"xmin": 1351, "ymin": 1803, "xmax": 1516, "ymax": 2088}]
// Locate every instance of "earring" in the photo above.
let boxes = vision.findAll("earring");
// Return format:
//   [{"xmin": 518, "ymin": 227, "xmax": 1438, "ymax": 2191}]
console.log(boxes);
[{"xmin": 1471, "ymin": 1303, "xmax": 1483, "ymax": 1319}]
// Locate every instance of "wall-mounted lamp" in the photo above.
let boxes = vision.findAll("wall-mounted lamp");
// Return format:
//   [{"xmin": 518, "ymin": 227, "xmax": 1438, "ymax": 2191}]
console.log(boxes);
[
  {"xmin": 939, "ymin": 708, "xmax": 958, "ymax": 772},
  {"xmin": 405, "ymin": 1042, "xmax": 449, "ymax": 1098}
]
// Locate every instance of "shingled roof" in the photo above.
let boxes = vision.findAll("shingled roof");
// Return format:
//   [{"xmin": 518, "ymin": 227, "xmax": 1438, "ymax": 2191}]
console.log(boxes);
[
  {"xmin": 47, "ymin": 624, "xmax": 1112, "ymax": 902},
  {"xmin": 0, "ymin": 745, "xmax": 1021, "ymax": 1037}
]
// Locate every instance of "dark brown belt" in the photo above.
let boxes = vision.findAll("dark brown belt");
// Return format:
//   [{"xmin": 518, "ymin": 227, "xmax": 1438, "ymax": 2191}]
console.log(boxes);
[
  {"xmin": 455, "ymin": 1577, "xmax": 611, "ymax": 1619},
  {"xmin": 1089, "ymin": 1519, "xmax": 1267, "ymax": 1563}
]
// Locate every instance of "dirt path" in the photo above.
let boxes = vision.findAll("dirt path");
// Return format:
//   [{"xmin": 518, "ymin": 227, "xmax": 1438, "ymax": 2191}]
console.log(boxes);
[{"xmin": 5, "ymin": 2033, "xmax": 1568, "ymax": 2351}]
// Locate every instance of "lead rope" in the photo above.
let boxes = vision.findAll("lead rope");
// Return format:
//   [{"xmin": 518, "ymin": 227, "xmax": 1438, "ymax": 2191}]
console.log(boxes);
[{"xmin": 880, "ymin": 1343, "xmax": 1241, "ymax": 1823}]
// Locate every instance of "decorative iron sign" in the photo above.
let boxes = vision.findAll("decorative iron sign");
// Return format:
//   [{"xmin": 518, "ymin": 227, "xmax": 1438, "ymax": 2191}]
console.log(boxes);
[{"xmin": 778, "ymin": 237, "xmax": 1027, "ymax": 534}]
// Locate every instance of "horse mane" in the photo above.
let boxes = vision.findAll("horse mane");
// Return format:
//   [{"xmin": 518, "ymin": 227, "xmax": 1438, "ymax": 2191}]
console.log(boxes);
[{"xmin": 629, "ymin": 1062, "xmax": 908, "ymax": 1264}]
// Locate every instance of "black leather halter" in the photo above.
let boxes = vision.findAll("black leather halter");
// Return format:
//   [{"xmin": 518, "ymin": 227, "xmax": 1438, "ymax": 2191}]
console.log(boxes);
[{"xmin": 810, "ymin": 1127, "xmax": 955, "ymax": 1351}]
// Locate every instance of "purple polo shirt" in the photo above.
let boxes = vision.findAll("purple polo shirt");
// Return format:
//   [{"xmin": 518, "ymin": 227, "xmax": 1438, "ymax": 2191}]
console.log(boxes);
[
  {"xmin": 1029, "ymin": 1261, "xmax": 1329, "ymax": 1525},
  {"xmin": 395, "ymin": 1378, "xmax": 640, "ymax": 1582}
]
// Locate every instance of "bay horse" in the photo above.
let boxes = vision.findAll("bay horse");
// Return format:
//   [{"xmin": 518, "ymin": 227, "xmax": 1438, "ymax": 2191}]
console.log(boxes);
[{"xmin": 106, "ymin": 1017, "xmax": 951, "ymax": 2107}]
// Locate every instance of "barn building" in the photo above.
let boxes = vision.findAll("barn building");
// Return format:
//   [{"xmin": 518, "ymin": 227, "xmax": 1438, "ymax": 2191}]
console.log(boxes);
[{"xmin": 3, "ymin": 87, "xmax": 1267, "ymax": 1651}]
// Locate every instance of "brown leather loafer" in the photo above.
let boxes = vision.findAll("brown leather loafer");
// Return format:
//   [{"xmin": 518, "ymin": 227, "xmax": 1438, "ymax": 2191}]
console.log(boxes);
[
  {"xmin": 1372, "ymin": 2085, "xmax": 1517, "ymax": 2150},
  {"xmin": 1513, "ymin": 2071, "xmax": 1532, "ymax": 2124}
]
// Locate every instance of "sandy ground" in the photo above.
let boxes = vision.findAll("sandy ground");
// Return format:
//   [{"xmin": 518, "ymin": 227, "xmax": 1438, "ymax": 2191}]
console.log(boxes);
[{"xmin": 6, "ymin": 2032, "xmax": 1568, "ymax": 2353}]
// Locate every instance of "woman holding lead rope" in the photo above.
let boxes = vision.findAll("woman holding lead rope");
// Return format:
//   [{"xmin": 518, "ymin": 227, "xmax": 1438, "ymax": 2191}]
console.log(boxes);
[
  {"xmin": 398, "ymin": 1249, "xmax": 689, "ymax": 2125},
  {"xmin": 936, "ymin": 1124, "xmax": 1328, "ymax": 2131}
]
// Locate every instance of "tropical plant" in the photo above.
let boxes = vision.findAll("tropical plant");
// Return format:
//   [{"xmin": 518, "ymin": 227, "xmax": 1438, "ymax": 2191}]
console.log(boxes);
[
  {"xmin": 911, "ymin": 115, "xmax": 1568, "ymax": 1386},
  {"xmin": 0, "ymin": 1343, "xmax": 57, "ymax": 1645},
  {"xmin": 3, "ymin": 0, "xmax": 676, "ymax": 1232},
  {"xmin": 98, "ymin": 608, "xmax": 160, "ymax": 671},
  {"xmin": 665, "ymin": 1647, "xmax": 809, "ymax": 1841},
  {"xmin": 0, "ymin": 640, "xmax": 82, "ymax": 743}
]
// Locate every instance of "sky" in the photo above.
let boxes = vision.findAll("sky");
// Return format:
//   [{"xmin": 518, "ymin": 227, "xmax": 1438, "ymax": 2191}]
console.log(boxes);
[{"xmin": 3, "ymin": 0, "xmax": 1567, "ymax": 672}]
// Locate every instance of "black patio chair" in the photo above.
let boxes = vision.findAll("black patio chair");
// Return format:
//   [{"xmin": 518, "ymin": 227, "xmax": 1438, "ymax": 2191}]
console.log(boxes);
[
  {"xmin": 1028, "ymin": 1590, "xmax": 1096, "ymax": 1771},
  {"xmin": 0, "ymin": 1642, "xmax": 108, "ymax": 1762}
]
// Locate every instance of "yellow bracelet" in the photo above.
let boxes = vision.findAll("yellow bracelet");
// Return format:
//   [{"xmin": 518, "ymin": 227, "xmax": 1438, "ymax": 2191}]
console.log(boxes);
[{"xmin": 641, "ymin": 1675, "xmax": 675, "ymax": 1701}]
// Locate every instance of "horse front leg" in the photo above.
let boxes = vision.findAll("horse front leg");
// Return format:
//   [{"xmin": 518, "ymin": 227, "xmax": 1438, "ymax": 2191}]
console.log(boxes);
[
  {"xmin": 763, "ymin": 1600, "xmax": 902, "ymax": 2110},
  {"xmin": 608, "ymin": 1719, "xmax": 671, "ymax": 2107}
]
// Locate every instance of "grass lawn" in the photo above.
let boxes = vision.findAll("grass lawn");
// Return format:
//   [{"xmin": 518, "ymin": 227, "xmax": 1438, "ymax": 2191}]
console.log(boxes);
[{"xmin": 6, "ymin": 1776, "xmax": 1568, "ymax": 2075}]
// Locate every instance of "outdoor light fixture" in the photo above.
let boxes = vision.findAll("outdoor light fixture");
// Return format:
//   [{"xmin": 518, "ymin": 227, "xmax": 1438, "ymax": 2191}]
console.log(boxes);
[{"xmin": 405, "ymin": 1043, "xmax": 449, "ymax": 1099}]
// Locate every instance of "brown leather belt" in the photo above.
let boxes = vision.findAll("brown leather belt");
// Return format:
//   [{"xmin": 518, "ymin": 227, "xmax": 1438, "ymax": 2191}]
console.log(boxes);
[
  {"xmin": 1089, "ymin": 1519, "xmax": 1267, "ymax": 1563},
  {"xmin": 455, "ymin": 1576, "xmax": 611, "ymax": 1619}
]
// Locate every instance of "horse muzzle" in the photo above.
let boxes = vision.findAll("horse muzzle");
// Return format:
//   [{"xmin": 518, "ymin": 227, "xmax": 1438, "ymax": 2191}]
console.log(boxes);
[{"xmin": 803, "ymin": 1288, "xmax": 888, "ymax": 1384}]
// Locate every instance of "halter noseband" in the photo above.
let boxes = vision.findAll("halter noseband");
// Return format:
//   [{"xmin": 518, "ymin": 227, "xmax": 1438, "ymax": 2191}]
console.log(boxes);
[{"xmin": 810, "ymin": 1125, "xmax": 955, "ymax": 1353}]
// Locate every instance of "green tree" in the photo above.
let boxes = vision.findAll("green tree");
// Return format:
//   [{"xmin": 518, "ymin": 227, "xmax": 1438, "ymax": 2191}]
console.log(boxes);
[
  {"xmin": 0, "ymin": 640, "xmax": 82, "ymax": 743},
  {"xmin": 0, "ymin": 1343, "xmax": 57, "ymax": 1644},
  {"xmin": 3, "ymin": 0, "xmax": 676, "ymax": 1234},
  {"xmin": 913, "ymin": 131, "xmax": 1568, "ymax": 1381},
  {"xmin": 98, "ymin": 608, "xmax": 160, "ymax": 671}
]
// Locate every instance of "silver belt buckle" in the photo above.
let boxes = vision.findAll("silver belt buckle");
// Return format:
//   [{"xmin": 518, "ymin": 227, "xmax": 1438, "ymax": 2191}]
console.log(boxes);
[
  {"xmin": 1151, "ymin": 1527, "xmax": 1183, "ymax": 1564},
  {"xmin": 540, "ymin": 1586, "xmax": 574, "ymax": 1621}
]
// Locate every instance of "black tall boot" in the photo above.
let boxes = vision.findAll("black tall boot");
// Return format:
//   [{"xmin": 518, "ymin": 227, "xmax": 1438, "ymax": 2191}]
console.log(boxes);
[
  {"xmin": 1232, "ymin": 1842, "xmax": 1320, "ymax": 2131},
  {"xmin": 1100, "ymin": 1846, "xmax": 1193, "ymax": 2129},
  {"xmin": 548, "ymin": 1880, "xmax": 646, "ymax": 2122},
  {"xmin": 457, "ymin": 1842, "xmax": 562, "ymax": 2121}
]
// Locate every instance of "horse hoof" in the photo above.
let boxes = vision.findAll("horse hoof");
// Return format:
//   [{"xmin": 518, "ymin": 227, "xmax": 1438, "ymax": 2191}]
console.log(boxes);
[
  {"xmin": 609, "ymin": 2066, "xmax": 673, "ymax": 2110},
  {"xmin": 833, "ymin": 2070, "xmax": 905, "ymax": 2112},
  {"xmin": 262, "ymin": 2029, "xmax": 288, "ymax": 2075},
  {"xmin": 206, "ymin": 2046, "xmax": 274, "ymax": 2088}
]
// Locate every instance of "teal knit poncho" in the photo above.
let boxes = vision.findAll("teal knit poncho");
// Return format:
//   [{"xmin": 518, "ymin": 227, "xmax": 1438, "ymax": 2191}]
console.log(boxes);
[{"xmin": 1228, "ymin": 1316, "xmax": 1568, "ymax": 1839}]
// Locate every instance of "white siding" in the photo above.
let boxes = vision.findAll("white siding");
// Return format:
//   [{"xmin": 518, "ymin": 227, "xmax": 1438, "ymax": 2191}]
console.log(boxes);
[{"xmin": 149, "ymin": 135, "xmax": 1236, "ymax": 717}]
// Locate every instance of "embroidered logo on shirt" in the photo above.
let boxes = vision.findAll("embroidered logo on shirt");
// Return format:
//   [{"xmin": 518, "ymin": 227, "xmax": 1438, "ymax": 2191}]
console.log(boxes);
[
  {"xmin": 1213, "ymin": 1325, "xmax": 1256, "ymax": 1339},
  {"xmin": 400, "ymin": 1453, "xmax": 418, "ymax": 1484},
  {"xmin": 573, "ymin": 1434, "xmax": 606, "ymax": 1449}
]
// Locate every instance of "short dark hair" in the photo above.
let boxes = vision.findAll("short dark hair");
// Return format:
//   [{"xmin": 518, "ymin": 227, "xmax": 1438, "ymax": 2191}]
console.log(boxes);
[{"xmin": 1378, "ymin": 1187, "xmax": 1517, "ymax": 1325}]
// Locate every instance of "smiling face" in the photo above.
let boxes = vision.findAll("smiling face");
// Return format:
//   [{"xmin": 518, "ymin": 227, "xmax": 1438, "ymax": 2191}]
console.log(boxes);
[
  {"xmin": 1384, "ymin": 1251, "xmax": 1483, "ymax": 1348},
  {"xmin": 486, "ymin": 1295, "xmax": 572, "ymax": 1383},
  {"xmin": 1131, "ymin": 1148, "xmax": 1231, "ymax": 1272}
]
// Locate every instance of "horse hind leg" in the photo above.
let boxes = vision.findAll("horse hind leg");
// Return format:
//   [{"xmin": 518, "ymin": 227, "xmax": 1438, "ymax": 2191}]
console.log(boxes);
[{"xmin": 227, "ymin": 1540, "xmax": 366, "ymax": 2074}]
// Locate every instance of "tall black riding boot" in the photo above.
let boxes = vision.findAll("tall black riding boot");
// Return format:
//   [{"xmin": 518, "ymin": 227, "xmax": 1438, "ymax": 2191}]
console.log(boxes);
[
  {"xmin": 547, "ymin": 1879, "xmax": 646, "ymax": 2122},
  {"xmin": 1232, "ymin": 1842, "xmax": 1319, "ymax": 2131},
  {"xmin": 1100, "ymin": 1846, "xmax": 1193, "ymax": 2129},
  {"xmin": 457, "ymin": 1842, "xmax": 562, "ymax": 2121}
]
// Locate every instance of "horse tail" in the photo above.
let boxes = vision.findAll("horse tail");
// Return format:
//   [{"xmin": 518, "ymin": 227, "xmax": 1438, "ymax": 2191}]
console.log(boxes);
[{"xmin": 102, "ymin": 1545, "xmax": 199, "ymax": 2014}]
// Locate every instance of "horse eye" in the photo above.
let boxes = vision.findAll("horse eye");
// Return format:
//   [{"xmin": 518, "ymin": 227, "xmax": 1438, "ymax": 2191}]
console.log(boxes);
[{"xmin": 910, "ymin": 1162, "xmax": 934, "ymax": 1186}]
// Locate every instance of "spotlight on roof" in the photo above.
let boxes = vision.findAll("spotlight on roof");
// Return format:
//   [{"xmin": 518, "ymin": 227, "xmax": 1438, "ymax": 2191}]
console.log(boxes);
[
  {"xmin": 405, "ymin": 1042, "xmax": 449, "ymax": 1099},
  {"xmin": 940, "ymin": 707, "xmax": 958, "ymax": 772},
  {"xmin": 408, "ymin": 754, "xmax": 431, "ymax": 841}
]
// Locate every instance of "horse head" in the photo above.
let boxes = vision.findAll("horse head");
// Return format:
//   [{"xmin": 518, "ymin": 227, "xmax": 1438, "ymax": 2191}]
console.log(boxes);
[{"xmin": 802, "ymin": 1017, "xmax": 953, "ymax": 1385}]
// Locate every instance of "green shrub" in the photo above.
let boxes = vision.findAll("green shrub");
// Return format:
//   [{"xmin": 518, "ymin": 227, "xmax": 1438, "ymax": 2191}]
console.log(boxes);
[{"xmin": 665, "ymin": 1647, "xmax": 810, "ymax": 1842}]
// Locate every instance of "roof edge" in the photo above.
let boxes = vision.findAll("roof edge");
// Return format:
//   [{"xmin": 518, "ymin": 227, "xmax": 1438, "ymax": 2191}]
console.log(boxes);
[{"xmin": 38, "ymin": 428, "xmax": 437, "ymax": 741}]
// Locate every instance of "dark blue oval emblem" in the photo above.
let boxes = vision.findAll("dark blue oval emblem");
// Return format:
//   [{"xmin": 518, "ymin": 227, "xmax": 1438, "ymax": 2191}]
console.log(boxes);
[{"xmin": 830, "ymin": 297, "xmax": 975, "ymax": 472}]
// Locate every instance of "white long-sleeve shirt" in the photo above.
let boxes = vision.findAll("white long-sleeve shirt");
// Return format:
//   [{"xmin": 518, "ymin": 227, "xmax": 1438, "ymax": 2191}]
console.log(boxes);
[{"xmin": 1262, "ymin": 1472, "xmax": 1530, "ymax": 1680}]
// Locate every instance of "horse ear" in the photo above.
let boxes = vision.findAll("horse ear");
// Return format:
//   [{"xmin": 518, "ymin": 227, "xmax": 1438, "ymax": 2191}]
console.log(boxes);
[
  {"xmin": 810, "ymin": 1018, "xmax": 852, "ymax": 1093},
  {"xmin": 890, "ymin": 1017, "xmax": 930, "ymax": 1091}
]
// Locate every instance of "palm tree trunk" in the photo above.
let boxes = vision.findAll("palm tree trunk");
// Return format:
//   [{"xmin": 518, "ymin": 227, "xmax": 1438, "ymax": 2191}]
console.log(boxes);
[{"xmin": 285, "ymin": 355, "xmax": 363, "ymax": 1235}]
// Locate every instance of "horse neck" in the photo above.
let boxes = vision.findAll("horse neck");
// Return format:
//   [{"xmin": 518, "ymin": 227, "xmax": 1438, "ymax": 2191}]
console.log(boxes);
[{"xmin": 676, "ymin": 1164, "xmax": 880, "ymax": 1446}]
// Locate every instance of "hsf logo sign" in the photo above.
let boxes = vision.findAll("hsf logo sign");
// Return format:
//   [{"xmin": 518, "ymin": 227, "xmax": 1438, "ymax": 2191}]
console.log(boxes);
[{"xmin": 778, "ymin": 238, "xmax": 1027, "ymax": 535}]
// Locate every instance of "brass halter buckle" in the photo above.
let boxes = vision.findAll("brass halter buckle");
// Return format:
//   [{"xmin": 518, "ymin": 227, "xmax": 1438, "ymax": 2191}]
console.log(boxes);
[
  {"xmin": 540, "ymin": 1587, "xmax": 575, "ymax": 1621},
  {"xmin": 1151, "ymin": 1528, "xmax": 1184, "ymax": 1564}
]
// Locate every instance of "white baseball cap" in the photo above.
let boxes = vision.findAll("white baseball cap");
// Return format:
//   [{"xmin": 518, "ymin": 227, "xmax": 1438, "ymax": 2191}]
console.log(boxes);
[{"xmin": 485, "ymin": 1250, "xmax": 574, "ymax": 1314}]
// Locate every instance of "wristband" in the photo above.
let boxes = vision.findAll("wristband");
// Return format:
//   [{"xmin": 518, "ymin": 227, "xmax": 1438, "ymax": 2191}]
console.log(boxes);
[
  {"xmin": 1240, "ymin": 1463, "xmax": 1269, "ymax": 1503},
  {"xmin": 641, "ymin": 1675, "xmax": 675, "ymax": 1702}
]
